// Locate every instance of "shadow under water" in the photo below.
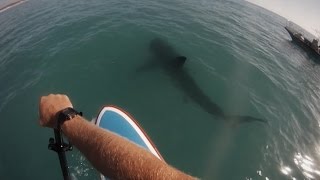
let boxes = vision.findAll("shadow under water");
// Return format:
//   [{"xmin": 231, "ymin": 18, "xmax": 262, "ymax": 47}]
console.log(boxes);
[{"xmin": 138, "ymin": 38, "xmax": 267, "ymax": 125}]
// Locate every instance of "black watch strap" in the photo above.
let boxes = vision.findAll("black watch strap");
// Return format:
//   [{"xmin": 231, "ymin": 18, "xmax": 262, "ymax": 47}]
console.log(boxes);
[{"xmin": 56, "ymin": 107, "xmax": 82, "ymax": 129}]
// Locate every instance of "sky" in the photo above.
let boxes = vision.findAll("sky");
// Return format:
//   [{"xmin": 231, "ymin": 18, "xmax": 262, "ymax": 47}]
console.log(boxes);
[{"xmin": 246, "ymin": 0, "xmax": 320, "ymax": 37}]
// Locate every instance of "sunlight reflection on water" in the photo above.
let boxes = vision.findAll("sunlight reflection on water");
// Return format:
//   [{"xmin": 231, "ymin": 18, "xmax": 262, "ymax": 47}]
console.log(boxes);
[{"xmin": 280, "ymin": 152, "xmax": 320, "ymax": 179}]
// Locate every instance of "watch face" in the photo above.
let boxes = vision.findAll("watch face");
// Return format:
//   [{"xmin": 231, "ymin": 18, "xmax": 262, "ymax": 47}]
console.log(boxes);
[
  {"xmin": 57, "ymin": 107, "xmax": 80, "ymax": 128},
  {"xmin": 62, "ymin": 108, "xmax": 78, "ymax": 120},
  {"xmin": 58, "ymin": 110, "xmax": 70, "ymax": 121}
]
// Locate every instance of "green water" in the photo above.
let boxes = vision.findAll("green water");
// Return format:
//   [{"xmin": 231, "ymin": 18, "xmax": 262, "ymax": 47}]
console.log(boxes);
[{"xmin": 1, "ymin": 0, "xmax": 320, "ymax": 179}]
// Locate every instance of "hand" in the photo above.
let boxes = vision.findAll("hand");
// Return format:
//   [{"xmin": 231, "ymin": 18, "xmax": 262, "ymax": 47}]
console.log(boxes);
[{"xmin": 39, "ymin": 94, "xmax": 73, "ymax": 128}]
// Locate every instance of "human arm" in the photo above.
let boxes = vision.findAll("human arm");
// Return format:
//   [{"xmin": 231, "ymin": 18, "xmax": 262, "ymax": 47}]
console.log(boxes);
[{"xmin": 39, "ymin": 94, "xmax": 196, "ymax": 180}]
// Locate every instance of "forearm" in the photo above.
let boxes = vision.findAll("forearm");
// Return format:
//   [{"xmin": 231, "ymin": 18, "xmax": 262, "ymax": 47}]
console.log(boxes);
[{"xmin": 62, "ymin": 116, "xmax": 195, "ymax": 180}]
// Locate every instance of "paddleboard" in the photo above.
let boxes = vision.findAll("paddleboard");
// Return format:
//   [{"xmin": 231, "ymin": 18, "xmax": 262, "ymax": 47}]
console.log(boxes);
[{"xmin": 95, "ymin": 106, "xmax": 163, "ymax": 179}]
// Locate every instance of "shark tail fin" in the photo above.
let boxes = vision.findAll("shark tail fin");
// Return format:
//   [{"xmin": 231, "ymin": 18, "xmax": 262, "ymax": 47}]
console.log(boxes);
[{"xmin": 224, "ymin": 115, "xmax": 267, "ymax": 124}]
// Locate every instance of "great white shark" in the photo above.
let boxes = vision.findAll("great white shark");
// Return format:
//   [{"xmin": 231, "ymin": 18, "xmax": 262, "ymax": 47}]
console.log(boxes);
[{"xmin": 139, "ymin": 38, "xmax": 266, "ymax": 124}]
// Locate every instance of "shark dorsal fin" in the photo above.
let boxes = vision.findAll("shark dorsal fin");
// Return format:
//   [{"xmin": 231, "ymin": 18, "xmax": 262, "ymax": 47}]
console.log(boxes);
[{"xmin": 172, "ymin": 56, "xmax": 187, "ymax": 68}]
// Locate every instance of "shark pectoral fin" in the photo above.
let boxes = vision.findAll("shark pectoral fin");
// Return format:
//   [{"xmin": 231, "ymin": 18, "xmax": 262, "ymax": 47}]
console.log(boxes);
[{"xmin": 172, "ymin": 56, "xmax": 187, "ymax": 68}]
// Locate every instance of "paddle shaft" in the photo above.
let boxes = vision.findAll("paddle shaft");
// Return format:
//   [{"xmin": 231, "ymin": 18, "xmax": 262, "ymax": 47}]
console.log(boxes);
[
  {"xmin": 49, "ymin": 129, "xmax": 72, "ymax": 180},
  {"xmin": 55, "ymin": 129, "xmax": 71, "ymax": 180}
]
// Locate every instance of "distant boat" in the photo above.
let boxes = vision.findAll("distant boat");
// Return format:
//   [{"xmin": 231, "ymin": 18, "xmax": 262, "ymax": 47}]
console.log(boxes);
[{"xmin": 285, "ymin": 26, "xmax": 320, "ymax": 57}]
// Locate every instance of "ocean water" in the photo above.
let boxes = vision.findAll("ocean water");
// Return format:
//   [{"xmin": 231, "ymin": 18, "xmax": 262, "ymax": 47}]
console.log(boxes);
[{"xmin": 1, "ymin": 0, "xmax": 320, "ymax": 179}]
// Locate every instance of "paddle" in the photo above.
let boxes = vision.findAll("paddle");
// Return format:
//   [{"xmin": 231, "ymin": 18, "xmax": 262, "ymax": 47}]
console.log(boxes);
[{"xmin": 48, "ymin": 129, "xmax": 73, "ymax": 180}]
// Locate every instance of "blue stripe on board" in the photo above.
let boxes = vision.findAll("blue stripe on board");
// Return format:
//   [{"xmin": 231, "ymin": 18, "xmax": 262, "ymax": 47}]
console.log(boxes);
[{"xmin": 98, "ymin": 110, "xmax": 149, "ymax": 150}]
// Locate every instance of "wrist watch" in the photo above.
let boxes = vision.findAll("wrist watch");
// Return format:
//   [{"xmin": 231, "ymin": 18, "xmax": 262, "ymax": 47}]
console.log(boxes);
[{"xmin": 56, "ymin": 107, "xmax": 82, "ymax": 129}]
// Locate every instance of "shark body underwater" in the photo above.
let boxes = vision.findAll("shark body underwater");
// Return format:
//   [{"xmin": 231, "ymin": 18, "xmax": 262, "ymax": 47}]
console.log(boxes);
[{"xmin": 140, "ymin": 38, "xmax": 266, "ymax": 124}]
